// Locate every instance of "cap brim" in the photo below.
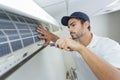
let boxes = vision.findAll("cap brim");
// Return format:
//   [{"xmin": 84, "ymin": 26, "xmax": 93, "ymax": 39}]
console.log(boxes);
[
  {"xmin": 61, "ymin": 16, "xmax": 70, "ymax": 26},
  {"xmin": 61, "ymin": 16, "xmax": 82, "ymax": 26}
]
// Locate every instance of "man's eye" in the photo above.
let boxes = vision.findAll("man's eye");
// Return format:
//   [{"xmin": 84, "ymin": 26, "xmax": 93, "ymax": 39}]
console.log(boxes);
[{"xmin": 72, "ymin": 24, "xmax": 75, "ymax": 27}]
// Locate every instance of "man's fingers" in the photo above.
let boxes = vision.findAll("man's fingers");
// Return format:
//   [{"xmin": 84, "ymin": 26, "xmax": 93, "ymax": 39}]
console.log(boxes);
[
  {"xmin": 36, "ymin": 26, "xmax": 51, "ymax": 46},
  {"xmin": 36, "ymin": 27, "xmax": 44, "ymax": 32},
  {"xmin": 38, "ymin": 35, "xmax": 46, "ymax": 39},
  {"xmin": 44, "ymin": 40, "xmax": 50, "ymax": 45},
  {"xmin": 37, "ymin": 30, "xmax": 45, "ymax": 35},
  {"xmin": 37, "ymin": 26, "xmax": 47, "ymax": 32},
  {"xmin": 37, "ymin": 26, "xmax": 44, "ymax": 29},
  {"xmin": 36, "ymin": 28, "xmax": 48, "ymax": 35}
]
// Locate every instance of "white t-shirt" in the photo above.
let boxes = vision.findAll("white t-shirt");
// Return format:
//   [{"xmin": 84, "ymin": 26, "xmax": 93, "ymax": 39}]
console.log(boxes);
[{"xmin": 71, "ymin": 34, "xmax": 120, "ymax": 80}]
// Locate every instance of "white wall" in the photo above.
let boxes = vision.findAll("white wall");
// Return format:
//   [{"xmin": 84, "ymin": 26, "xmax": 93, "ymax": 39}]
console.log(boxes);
[{"xmin": 91, "ymin": 10, "xmax": 120, "ymax": 43}]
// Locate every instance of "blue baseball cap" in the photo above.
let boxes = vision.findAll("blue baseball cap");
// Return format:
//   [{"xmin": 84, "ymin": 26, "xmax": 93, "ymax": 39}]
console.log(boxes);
[{"xmin": 61, "ymin": 12, "xmax": 90, "ymax": 26}]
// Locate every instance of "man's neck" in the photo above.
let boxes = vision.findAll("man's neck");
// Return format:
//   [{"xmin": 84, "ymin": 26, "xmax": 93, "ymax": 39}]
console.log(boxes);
[{"xmin": 79, "ymin": 32, "xmax": 92, "ymax": 47}]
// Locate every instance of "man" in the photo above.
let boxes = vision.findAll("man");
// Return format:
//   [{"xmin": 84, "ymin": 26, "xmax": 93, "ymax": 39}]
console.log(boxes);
[{"xmin": 36, "ymin": 12, "xmax": 120, "ymax": 80}]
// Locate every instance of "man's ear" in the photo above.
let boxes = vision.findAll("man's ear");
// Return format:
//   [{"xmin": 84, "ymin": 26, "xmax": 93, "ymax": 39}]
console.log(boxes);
[{"xmin": 84, "ymin": 21, "xmax": 90, "ymax": 28}]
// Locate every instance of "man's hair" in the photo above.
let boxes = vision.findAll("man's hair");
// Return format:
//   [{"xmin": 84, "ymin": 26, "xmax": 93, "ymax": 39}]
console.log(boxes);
[{"xmin": 76, "ymin": 18, "xmax": 90, "ymax": 31}]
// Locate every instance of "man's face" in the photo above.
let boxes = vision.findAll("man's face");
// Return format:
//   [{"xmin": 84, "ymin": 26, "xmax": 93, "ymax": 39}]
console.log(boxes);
[{"xmin": 68, "ymin": 18, "xmax": 85, "ymax": 39}]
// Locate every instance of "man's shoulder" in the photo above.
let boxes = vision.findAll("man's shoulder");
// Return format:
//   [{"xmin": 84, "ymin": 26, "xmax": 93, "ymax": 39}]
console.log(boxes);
[{"xmin": 94, "ymin": 34, "xmax": 120, "ymax": 47}]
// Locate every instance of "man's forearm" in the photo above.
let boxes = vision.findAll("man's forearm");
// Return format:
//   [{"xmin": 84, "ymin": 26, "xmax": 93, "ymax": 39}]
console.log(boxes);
[
  {"xmin": 78, "ymin": 47, "xmax": 120, "ymax": 80},
  {"xmin": 50, "ymin": 33, "xmax": 59, "ymax": 42}
]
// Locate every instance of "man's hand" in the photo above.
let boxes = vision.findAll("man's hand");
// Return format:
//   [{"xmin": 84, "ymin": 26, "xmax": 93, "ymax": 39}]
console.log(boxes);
[
  {"xmin": 36, "ymin": 25, "xmax": 59, "ymax": 45},
  {"xmin": 55, "ymin": 37, "xmax": 84, "ymax": 51}
]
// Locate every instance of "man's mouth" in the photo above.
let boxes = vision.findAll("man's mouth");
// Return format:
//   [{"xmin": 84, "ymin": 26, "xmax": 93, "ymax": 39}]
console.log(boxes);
[{"xmin": 70, "ymin": 32, "xmax": 75, "ymax": 35}]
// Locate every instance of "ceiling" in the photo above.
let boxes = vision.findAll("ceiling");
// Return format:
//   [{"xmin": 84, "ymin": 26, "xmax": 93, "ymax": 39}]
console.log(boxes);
[{"xmin": 34, "ymin": 0, "xmax": 120, "ymax": 25}]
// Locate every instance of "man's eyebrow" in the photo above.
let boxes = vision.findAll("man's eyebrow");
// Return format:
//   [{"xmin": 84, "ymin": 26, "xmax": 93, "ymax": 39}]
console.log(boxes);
[{"xmin": 68, "ymin": 21, "xmax": 75, "ymax": 27}]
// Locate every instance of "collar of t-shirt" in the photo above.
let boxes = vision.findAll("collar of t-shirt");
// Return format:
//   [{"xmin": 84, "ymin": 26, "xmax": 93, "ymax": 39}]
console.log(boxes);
[{"xmin": 87, "ymin": 33, "xmax": 98, "ymax": 48}]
